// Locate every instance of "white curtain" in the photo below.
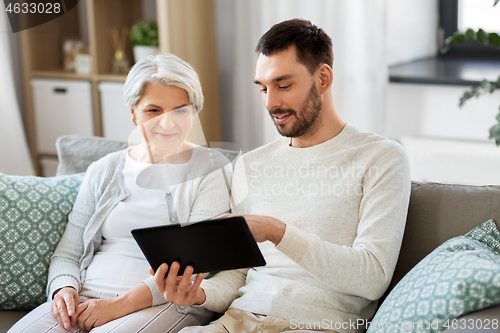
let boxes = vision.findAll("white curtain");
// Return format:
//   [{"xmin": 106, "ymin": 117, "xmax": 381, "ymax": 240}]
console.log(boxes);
[
  {"xmin": 0, "ymin": 9, "xmax": 34, "ymax": 175},
  {"xmin": 215, "ymin": 0, "xmax": 438, "ymax": 151}
]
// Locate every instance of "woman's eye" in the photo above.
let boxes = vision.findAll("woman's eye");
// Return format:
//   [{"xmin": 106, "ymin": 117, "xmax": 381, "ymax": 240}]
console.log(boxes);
[
  {"xmin": 174, "ymin": 108, "xmax": 187, "ymax": 114},
  {"xmin": 148, "ymin": 109, "xmax": 160, "ymax": 113}
]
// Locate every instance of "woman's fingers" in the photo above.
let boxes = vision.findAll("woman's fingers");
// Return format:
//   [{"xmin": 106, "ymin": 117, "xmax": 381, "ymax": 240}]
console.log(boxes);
[
  {"xmin": 52, "ymin": 295, "xmax": 71, "ymax": 330},
  {"xmin": 165, "ymin": 262, "xmax": 181, "ymax": 302},
  {"xmin": 154, "ymin": 263, "xmax": 169, "ymax": 294},
  {"xmin": 50, "ymin": 288, "xmax": 80, "ymax": 330},
  {"xmin": 175, "ymin": 266, "xmax": 194, "ymax": 301},
  {"xmin": 64, "ymin": 293, "xmax": 75, "ymax": 316},
  {"xmin": 76, "ymin": 301, "xmax": 96, "ymax": 332},
  {"xmin": 75, "ymin": 302, "xmax": 88, "ymax": 330},
  {"xmin": 188, "ymin": 273, "xmax": 205, "ymax": 304},
  {"xmin": 50, "ymin": 300, "xmax": 62, "ymax": 325},
  {"xmin": 153, "ymin": 262, "xmax": 205, "ymax": 305}
]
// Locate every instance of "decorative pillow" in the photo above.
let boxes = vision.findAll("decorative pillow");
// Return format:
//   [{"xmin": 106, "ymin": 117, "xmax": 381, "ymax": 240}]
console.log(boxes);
[
  {"xmin": 55, "ymin": 135, "xmax": 127, "ymax": 176},
  {"xmin": 0, "ymin": 173, "xmax": 84, "ymax": 310},
  {"xmin": 368, "ymin": 219, "xmax": 500, "ymax": 333}
]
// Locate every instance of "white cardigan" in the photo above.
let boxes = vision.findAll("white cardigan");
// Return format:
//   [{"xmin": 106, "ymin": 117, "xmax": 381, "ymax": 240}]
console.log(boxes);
[{"xmin": 47, "ymin": 146, "xmax": 232, "ymax": 309}]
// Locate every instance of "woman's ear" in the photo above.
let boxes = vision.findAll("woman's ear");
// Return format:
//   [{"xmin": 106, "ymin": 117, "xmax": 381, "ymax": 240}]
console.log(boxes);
[
  {"xmin": 130, "ymin": 108, "xmax": 137, "ymax": 125},
  {"xmin": 317, "ymin": 64, "xmax": 333, "ymax": 93}
]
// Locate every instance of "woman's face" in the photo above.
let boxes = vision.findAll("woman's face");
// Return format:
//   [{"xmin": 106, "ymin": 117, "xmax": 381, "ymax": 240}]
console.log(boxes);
[{"xmin": 132, "ymin": 83, "xmax": 195, "ymax": 153}]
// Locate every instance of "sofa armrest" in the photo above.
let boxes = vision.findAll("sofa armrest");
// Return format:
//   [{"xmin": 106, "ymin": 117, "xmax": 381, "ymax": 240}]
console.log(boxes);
[
  {"xmin": 0, "ymin": 310, "xmax": 29, "ymax": 333},
  {"xmin": 442, "ymin": 304, "xmax": 500, "ymax": 332}
]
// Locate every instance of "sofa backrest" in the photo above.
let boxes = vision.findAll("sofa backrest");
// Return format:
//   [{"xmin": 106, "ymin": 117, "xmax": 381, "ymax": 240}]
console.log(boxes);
[
  {"xmin": 387, "ymin": 181, "xmax": 500, "ymax": 296},
  {"xmin": 55, "ymin": 135, "xmax": 242, "ymax": 176},
  {"xmin": 55, "ymin": 135, "xmax": 128, "ymax": 175}
]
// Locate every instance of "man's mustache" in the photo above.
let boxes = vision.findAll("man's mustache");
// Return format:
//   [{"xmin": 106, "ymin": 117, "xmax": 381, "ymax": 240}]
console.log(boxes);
[{"xmin": 268, "ymin": 109, "xmax": 296, "ymax": 117}]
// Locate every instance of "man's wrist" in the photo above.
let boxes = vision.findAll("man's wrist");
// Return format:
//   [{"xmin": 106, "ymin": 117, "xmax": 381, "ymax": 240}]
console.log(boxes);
[{"xmin": 269, "ymin": 219, "xmax": 286, "ymax": 246}]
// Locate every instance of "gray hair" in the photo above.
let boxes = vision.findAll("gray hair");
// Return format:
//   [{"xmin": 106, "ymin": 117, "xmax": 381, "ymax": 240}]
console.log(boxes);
[{"xmin": 123, "ymin": 53, "xmax": 204, "ymax": 112}]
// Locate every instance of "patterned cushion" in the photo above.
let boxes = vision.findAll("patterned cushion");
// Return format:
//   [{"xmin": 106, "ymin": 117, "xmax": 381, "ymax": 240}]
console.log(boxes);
[
  {"xmin": 368, "ymin": 220, "xmax": 500, "ymax": 333},
  {"xmin": 0, "ymin": 173, "xmax": 84, "ymax": 310}
]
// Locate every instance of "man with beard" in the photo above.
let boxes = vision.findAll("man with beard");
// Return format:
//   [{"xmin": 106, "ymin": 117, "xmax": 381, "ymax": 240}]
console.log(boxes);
[{"xmin": 152, "ymin": 19, "xmax": 411, "ymax": 333}]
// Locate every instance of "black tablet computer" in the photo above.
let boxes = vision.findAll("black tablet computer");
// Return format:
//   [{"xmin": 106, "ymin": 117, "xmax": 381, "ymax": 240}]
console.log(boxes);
[{"xmin": 131, "ymin": 216, "xmax": 266, "ymax": 275}]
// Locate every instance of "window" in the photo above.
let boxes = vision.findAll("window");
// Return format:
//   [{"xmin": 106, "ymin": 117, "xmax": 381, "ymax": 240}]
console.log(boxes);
[
  {"xmin": 458, "ymin": 0, "xmax": 500, "ymax": 33},
  {"xmin": 440, "ymin": 0, "xmax": 500, "ymax": 56}
]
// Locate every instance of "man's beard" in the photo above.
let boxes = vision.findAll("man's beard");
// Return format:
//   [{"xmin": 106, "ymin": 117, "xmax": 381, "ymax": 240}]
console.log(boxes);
[{"xmin": 269, "ymin": 83, "xmax": 322, "ymax": 138}]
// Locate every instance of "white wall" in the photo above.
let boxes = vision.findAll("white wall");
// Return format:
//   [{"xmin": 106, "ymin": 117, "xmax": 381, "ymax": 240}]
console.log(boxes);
[
  {"xmin": 385, "ymin": 83, "xmax": 500, "ymax": 185},
  {"xmin": 385, "ymin": 83, "xmax": 500, "ymax": 141},
  {"xmin": 386, "ymin": 0, "xmax": 439, "ymax": 66}
]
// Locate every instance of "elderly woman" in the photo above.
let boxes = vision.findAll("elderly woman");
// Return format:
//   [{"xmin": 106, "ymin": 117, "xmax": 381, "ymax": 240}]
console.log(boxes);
[{"xmin": 9, "ymin": 54, "xmax": 231, "ymax": 333}]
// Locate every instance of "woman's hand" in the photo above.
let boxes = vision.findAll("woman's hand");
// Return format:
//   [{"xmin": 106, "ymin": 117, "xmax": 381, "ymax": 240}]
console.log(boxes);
[
  {"xmin": 75, "ymin": 298, "xmax": 120, "ymax": 331},
  {"xmin": 51, "ymin": 287, "xmax": 80, "ymax": 330},
  {"xmin": 152, "ymin": 262, "xmax": 206, "ymax": 306},
  {"xmin": 75, "ymin": 282, "xmax": 153, "ymax": 331}
]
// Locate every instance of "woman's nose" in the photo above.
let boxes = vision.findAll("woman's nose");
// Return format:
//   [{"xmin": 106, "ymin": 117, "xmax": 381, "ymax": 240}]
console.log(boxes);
[{"xmin": 158, "ymin": 112, "xmax": 175, "ymax": 128}]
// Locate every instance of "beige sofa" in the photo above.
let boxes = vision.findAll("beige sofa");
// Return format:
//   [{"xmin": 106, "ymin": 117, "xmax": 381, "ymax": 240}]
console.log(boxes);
[{"xmin": 2, "ymin": 135, "xmax": 500, "ymax": 332}]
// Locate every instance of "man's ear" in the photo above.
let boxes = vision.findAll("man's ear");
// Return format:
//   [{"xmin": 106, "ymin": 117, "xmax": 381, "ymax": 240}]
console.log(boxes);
[{"xmin": 317, "ymin": 64, "xmax": 333, "ymax": 93}]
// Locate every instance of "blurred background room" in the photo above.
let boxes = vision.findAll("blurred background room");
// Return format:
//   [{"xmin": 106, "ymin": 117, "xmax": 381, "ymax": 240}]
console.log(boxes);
[{"xmin": 1, "ymin": 0, "xmax": 500, "ymax": 185}]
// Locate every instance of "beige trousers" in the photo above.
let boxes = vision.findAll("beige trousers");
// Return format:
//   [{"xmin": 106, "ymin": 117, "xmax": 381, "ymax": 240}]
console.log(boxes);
[{"xmin": 180, "ymin": 308, "xmax": 339, "ymax": 333}]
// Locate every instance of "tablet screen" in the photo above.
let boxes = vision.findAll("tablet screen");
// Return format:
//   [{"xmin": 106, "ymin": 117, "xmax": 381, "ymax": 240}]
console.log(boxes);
[{"xmin": 131, "ymin": 216, "xmax": 266, "ymax": 275}]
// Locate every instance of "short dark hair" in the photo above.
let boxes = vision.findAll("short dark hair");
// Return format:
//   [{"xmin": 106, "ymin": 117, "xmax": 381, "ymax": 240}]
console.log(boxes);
[{"xmin": 255, "ymin": 19, "xmax": 333, "ymax": 74}]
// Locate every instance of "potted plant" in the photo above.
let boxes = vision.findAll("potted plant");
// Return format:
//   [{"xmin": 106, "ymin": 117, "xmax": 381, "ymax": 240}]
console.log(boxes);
[
  {"xmin": 129, "ymin": 20, "xmax": 159, "ymax": 62},
  {"xmin": 441, "ymin": 0, "xmax": 500, "ymax": 144}
]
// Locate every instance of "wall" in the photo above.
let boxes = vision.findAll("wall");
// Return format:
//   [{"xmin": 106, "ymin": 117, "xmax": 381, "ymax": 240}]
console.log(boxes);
[{"xmin": 385, "ymin": 83, "xmax": 500, "ymax": 185}]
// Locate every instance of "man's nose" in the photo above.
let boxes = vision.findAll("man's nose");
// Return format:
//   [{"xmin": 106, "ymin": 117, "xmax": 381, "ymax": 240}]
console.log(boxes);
[{"xmin": 264, "ymin": 89, "xmax": 281, "ymax": 111}]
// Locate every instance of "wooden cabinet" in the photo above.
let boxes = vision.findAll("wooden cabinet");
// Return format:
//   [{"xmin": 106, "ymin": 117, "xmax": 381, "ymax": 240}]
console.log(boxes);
[{"xmin": 20, "ymin": 0, "xmax": 221, "ymax": 175}]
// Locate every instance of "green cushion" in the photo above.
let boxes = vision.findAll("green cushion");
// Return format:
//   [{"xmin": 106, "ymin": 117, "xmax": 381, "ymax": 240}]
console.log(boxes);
[
  {"xmin": 0, "ymin": 173, "xmax": 84, "ymax": 310},
  {"xmin": 368, "ymin": 220, "xmax": 500, "ymax": 333}
]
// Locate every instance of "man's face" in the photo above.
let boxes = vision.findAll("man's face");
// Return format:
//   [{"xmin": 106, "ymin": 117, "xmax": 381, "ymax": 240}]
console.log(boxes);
[{"xmin": 254, "ymin": 46, "xmax": 322, "ymax": 138}]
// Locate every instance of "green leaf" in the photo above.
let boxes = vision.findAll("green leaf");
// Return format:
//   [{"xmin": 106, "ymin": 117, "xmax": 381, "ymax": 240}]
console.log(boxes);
[
  {"xmin": 459, "ymin": 91, "xmax": 473, "ymax": 107},
  {"xmin": 496, "ymin": 113, "xmax": 500, "ymax": 123},
  {"xmin": 495, "ymin": 0, "xmax": 499, "ymax": 6},
  {"xmin": 481, "ymin": 80, "xmax": 491, "ymax": 90},
  {"xmin": 466, "ymin": 28, "xmax": 477, "ymax": 40},
  {"xmin": 129, "ymin": 20, "xmax": 159, "ymax": 46},
  {"xmin": 477, "ymin": 29, "xmax": 489, "ymax": 44},
  {"xmin": 489, "ymin": 33, "xmax": 500, "ymax": 47},
  {"xmin": 489, "ymin": 123, "xmax": 500, "ymax": 142},
  {"xmin": 497, "ymin": 75, "xmax": 500, "ymax": 87}
]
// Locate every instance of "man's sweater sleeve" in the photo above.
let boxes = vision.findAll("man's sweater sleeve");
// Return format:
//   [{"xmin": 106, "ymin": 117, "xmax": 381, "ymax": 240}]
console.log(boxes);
[{"xmin": 275, "ymin": 143, "xmax": 411, "ymax": 301}]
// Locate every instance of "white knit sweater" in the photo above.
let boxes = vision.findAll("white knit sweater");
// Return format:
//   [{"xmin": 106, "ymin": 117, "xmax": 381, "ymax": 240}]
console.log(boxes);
[
  {"xmin": 47, "ymin": 146, "xmax": 232, "ymax": 308},
  {"xmin": 200, "ymin": 123, "xmax": 411, "ymax": 333}
]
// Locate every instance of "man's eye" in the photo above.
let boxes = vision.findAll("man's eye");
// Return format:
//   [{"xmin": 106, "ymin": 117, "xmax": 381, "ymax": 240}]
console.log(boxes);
[
  {"xmin": 148, "ymin": 109, "xmax": 160, "ymax": 113},
  {"xmin": 279, "ymin": 85, "xmax": 291, "ymax": 90},
  {"xmin": 260, "ymin": 88, "xmax": 267, "ymax": 93}
]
